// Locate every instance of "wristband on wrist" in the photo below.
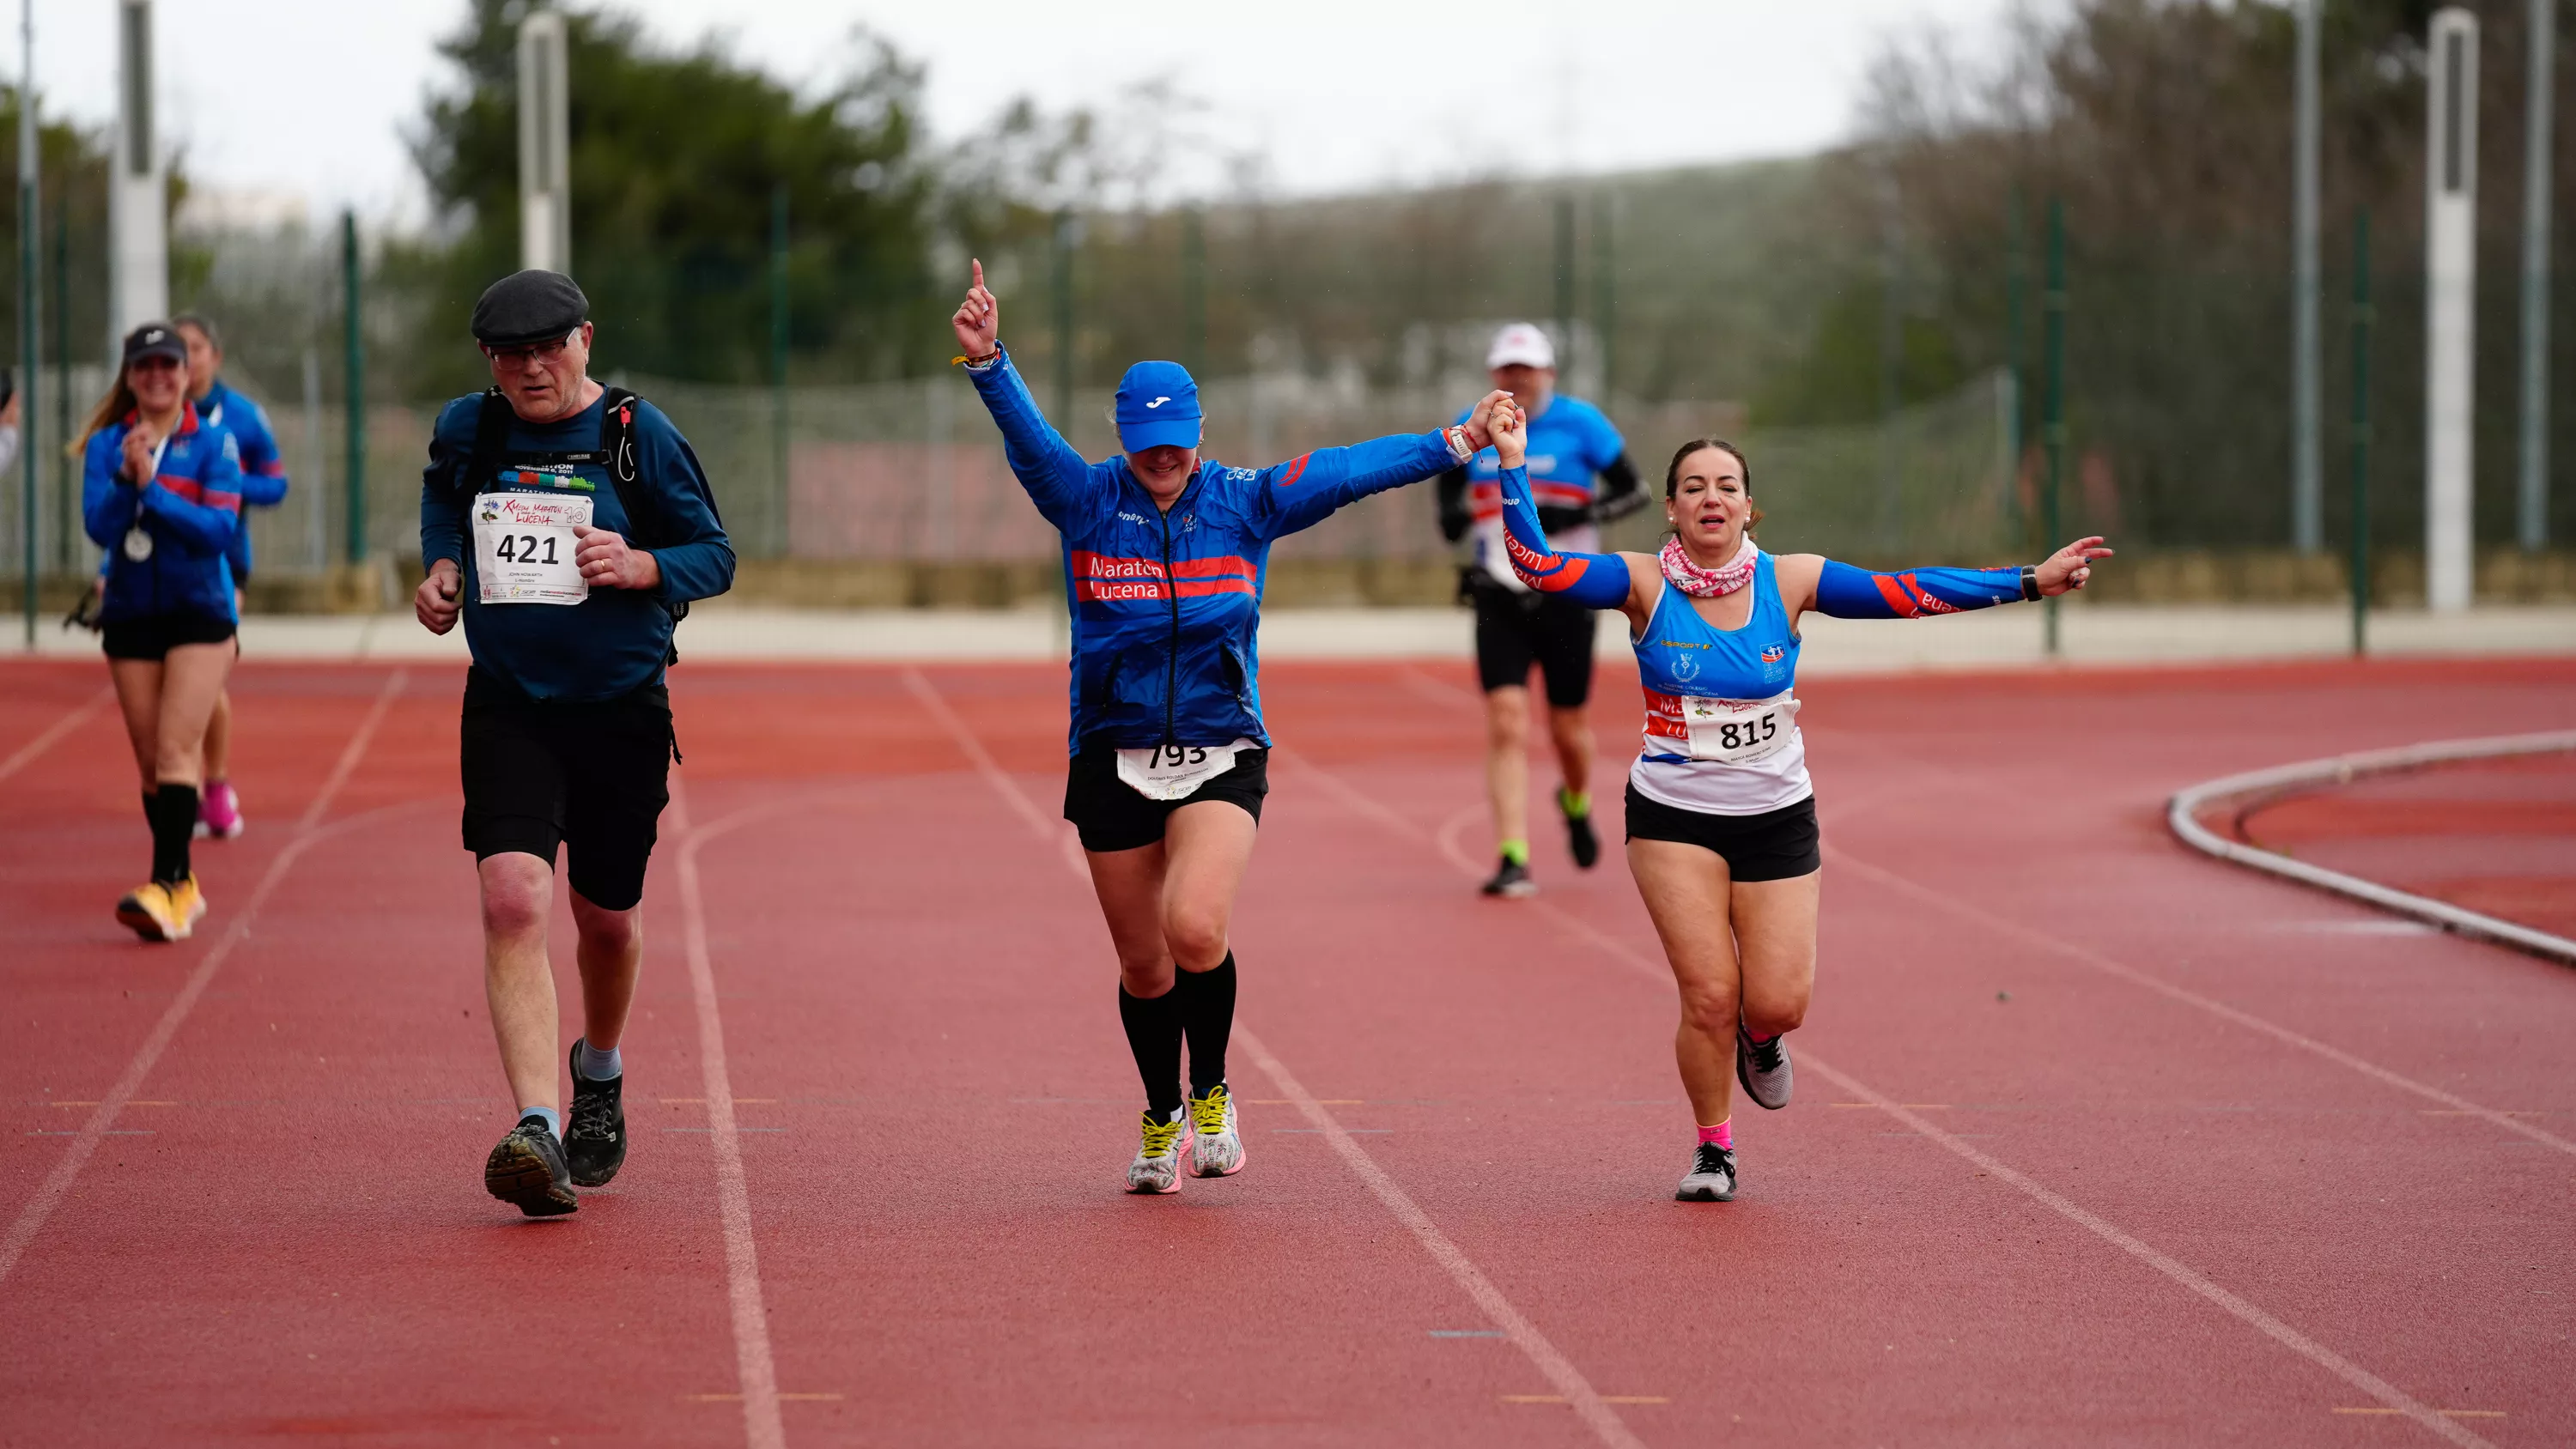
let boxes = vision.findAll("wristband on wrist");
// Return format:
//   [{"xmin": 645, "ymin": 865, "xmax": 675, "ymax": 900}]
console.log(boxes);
[
  {"xmin": 2020, "ymin": 564, "xmax": 2040, "ymax": 601},
  {"xmin": 953, "ymin": 346, "xmax": 1001, "ymax": 369},
  {"xmin": 1443, "ymin": 425, "xmax": 1474, "ymax": 463}
]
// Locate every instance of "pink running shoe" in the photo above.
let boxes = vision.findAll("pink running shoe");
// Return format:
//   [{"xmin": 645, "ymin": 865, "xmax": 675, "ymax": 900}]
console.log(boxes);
[{"xmin": 197, "ymin": 780, "xmax": 246, "ymax": 840}]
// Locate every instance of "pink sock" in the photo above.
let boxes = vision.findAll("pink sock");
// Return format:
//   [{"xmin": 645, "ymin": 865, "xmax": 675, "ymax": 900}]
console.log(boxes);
[{"xmin": 1697, "ymin": 1120, "xmax": 1733, "ymax": 1149}]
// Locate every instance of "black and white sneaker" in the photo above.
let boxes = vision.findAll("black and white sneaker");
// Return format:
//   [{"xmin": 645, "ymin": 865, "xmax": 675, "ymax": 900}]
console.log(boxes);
[
  {"xmin": 566, "ymin": 1044, "xmax": 627, "ymax": 1188},
  {"xmin": 1736, "ymin": 1024, "xmax": 1793, "ymax": 1110},
  {"xmin": 485, "ymin": 1116, "xmax": 579, "ymax": 1217},
  {"xmin": 1677, "ymin": 1142, "xmax": 1736, "ymax": 1202},
  {"xmin": 1479, "ymin": 857, "xmax": 1536, "ymax": 898},
  {"xmin": 1562, "ymin": 797, "xmax": 1600, "ymax": 870}
]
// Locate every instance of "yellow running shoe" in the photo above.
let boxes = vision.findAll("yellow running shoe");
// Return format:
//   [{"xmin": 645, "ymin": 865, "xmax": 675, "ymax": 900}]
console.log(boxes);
[
  {"xmin": 115, "ymin": 881, "xmax": 186, "ymax": 943},
  {"xmin": 1126, "ymin": 1107, "xmax": 1188, "ymax": 1194},
  {"xmin": 1187, "ymin": 1082, "xmax": 1244, "ymax": 1178},
  {"xmin": 166, "ymin": 875, "xmax": 208, "ymax": 936}
]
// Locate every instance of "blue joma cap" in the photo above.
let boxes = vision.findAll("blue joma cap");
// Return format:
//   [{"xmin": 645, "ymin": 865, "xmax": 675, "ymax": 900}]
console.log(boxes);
[{"xmin": 1114, "ymin": 361, "xmax": 1202, "ymax": 452}]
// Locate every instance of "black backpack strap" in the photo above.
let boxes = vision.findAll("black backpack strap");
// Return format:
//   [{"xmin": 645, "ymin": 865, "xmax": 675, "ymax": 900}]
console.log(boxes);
[
  {"xmin": 461, "ymin": 388, "xmax": 513, "ymax": 496},
  {"xmin": 598, "ymin": 385, "xmax": 655, "ymax": 545}
]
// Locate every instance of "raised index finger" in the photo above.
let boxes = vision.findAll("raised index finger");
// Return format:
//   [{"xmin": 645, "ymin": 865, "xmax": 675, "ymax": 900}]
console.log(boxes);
[{"xmin": 971, "ymin": 258, "xmax": 985, "ymax": 292}]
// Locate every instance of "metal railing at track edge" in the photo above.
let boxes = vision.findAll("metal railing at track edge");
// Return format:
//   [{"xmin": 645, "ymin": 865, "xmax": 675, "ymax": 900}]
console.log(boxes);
[{"xmin": 2166, "ymin": 731, "xmax": 2576, "ymax": 967}]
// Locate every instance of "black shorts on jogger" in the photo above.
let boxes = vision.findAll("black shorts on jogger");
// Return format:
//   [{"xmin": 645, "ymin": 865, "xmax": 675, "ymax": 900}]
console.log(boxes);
[
  {"xmin": 1623, "ymin": 787, "xmax": 1820, "ymax": 882},
  {"xmin": 1063, "ymin": 744, "xmax": 1269, "ymax": 853},
  {"xmin": 1469, "ymin": 576, "xmax": 1596, "ymax": 708},
  {"xmin": 459, "ymin": 665, "xmax": 674, "ymax": 911}
]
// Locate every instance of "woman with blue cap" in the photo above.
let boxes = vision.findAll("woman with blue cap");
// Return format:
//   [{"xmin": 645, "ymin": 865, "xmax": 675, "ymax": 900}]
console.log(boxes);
[{"xmin": 951, "ymin": 262, "xmax": 1511, "ymax": 1194}]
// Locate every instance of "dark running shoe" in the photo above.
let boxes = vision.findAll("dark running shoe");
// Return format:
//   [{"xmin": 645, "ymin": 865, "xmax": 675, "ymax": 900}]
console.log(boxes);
[
  {"xmin": 1479, "ymin": 857, "xmax": 1536, "ymax": 899},
  {"xmin": 485, "ymin": 1117, "xmax": 579, "ymax": 1216},
  {"xmin": 1562, "ymin": 797, "xmax": 1601, "ymax": 870},
  {"xmin": 566, "ymin": 1044, "xmax": 628, "ymax": 1188},
  {"xmin": 1677, "ymin": 1142, "xmax": 1737, "ymax": 1202},
  {"xmin": 1736, "ymin": 1024, "xmax": 1793, "ymax": 1110}
]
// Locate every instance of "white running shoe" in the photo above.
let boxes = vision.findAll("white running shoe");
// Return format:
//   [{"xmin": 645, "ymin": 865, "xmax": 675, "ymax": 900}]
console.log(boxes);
[
  {"xmin": 1677, "ymin": 1142, "xmax": 1737, "ymax": 1202},
  {"xmin": 1736, "ymin": 1023, "xmax": 1793, "ymax": 1110},
  {"xmin": 1126, "ymin": 1107, "xmax": 1188, "ymax": 1194},
  {"xmin": 1187, "ymin": 1082, "xmax": 1245, "ymax": 1178}
]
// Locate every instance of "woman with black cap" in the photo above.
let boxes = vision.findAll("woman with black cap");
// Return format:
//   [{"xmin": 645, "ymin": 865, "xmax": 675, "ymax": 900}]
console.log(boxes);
[
  {"xmin": 80, "ymin": 323, "xmax": 247, "ymax": 941},
  {"xmin": 951, "ymin": 262, "xmax": 1512, "ymax": 1193}
]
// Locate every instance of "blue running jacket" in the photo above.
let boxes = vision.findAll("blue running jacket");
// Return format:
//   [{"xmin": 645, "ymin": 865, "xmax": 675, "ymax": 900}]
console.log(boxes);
[
  {"xmin": 82, "ymin": 401, "xmax": 245, "ymax": 624},
  {"xmin": 968, "ymin": 347, "xmax": 1460, "ymax": 754}
]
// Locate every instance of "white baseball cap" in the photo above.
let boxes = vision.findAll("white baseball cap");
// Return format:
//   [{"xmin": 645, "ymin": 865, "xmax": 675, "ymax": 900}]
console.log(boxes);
[{"xmin": 1485, "ymin": 322, "xmax": 1556, "ymax": 371}]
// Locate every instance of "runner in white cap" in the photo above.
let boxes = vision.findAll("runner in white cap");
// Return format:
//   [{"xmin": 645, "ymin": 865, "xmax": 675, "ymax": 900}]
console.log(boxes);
[{"xmin": 1437, "ymin": 323, "xmax": 1644, "ymax": 897}]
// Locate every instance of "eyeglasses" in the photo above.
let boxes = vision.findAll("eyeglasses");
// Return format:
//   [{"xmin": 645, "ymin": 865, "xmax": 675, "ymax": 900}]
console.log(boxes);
[{"xmin": 482, "ymin": 330, "xmax": 582, "ymax": 366}]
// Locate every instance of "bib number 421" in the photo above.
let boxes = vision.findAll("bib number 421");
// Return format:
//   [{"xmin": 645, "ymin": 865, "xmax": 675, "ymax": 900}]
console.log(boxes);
[{"xmin": 493, "ymin": 533, "xmax": 561, "ymax": 566}]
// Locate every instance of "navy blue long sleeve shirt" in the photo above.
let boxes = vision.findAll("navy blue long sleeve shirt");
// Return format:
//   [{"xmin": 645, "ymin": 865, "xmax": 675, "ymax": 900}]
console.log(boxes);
[{"xmin": 420, "ymin": 390, "xmax": 733, "ymax": 702}]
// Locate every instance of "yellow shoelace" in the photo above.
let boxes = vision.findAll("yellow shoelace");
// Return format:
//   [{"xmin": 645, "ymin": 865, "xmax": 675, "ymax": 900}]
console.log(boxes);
[
  {"xmin": 1139, "ymin": 1111, "xmax": 1186, "ymax": 1158},
  {"xmin": 1188, "ymin": 1085, "xmax": 1230, "ymax": 1137}
]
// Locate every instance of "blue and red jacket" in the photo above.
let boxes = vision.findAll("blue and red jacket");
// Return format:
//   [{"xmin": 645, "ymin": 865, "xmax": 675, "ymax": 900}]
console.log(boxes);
[
  {"xmin": 201, "ymin": 379, "xmax": 288, "ymax": 582},
  {"xmin": 82, "ymin": 401, "xmax": 246, "ymax": 624},
  {"xmin": 968, "ymin": 347, "xmax": 1459, "ymax": 754}
]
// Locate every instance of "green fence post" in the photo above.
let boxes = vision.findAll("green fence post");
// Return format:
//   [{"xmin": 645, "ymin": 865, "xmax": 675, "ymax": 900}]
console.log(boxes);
[
  {"xmin": 1553, "ymin": 194, "xmax": 1575, "ymax": 357},
  {"xmin": 2349, "ymin": 210, "xmax": 2374, "ymax": 657},
  {"xmin": 2005, "ymin": 187, "xmax": 2026, "ymax": 538},
  {"xmin": 1181, "ymin": 206, "xmax": 1206, "ymax": 379},
  {"xmin": 2042, "ymin": 196, "xmax": 2067, "ymax": 658},
  {"xmin": 19, "ymin": 56, "xmax": 38, "ymax": 649},
  {"xmin": 1051, "ymin": 209, "xmax": 1075, "ymax": 424},
  {"xmin": 342, "ymin": 209, "xmax": 365, "ymax": 568},
  {"xmin": 769, "ymin": 183, "xmax": 788, "ymax": 559},
  {"xmin": 1592, "ymin": 191, "xmax": 1615, "ymax": 399},
  {"xmin": 51, "ymin": 201, "xmax": 67, "ymax": 573}
]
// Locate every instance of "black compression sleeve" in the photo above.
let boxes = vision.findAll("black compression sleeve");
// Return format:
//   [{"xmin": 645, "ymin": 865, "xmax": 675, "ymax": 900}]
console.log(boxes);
[
  {"xmin": 1590, "ymin": 452, "xmax": 1646, "ymax": 523},
  {"xmin": 1436, "ymin": 466, "xmax": 1472, "ymax": 543}
]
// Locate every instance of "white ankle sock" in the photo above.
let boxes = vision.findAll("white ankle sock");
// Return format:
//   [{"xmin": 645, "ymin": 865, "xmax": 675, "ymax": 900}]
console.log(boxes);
[{"xmin": 573, "ymin": 1039, "xmax": 623, "ymax": 1082}]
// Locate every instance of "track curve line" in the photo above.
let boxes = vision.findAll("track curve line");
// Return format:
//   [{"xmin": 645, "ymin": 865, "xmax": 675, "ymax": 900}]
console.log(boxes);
[{"xmin": 2166, "ymin": 731, "xmax": 2576, "ymax": 967}]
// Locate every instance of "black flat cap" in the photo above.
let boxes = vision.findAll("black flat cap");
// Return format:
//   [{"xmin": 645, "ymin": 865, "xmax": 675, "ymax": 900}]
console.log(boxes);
[{"xmin": 471, "ymin": 270, "xmax": 589, "ymax": 348}]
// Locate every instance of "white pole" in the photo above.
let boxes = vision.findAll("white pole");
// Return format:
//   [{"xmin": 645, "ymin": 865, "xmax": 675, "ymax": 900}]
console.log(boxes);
[
  {"xmin": 2291, "ymin": 0, "xmax": 2322, "ymax": 555},
  {"xmin": 2425, "ymin": 9, "xmax": 2480, "ymax": 612},
  {"xmin": 2517, "ymin": 0, "xmax": 2555, "ymax": 550},
  {"xmin": 517, "ymin": 12, "xmax": 569, "ymax": 274},
  {"xmin": 107, "ymin": 0, "xmax": 164, "ymax": 343}
]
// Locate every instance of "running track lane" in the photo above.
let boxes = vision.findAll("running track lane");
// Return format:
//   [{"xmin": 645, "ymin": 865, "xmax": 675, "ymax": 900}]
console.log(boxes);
[{"xmin": 2, "ymin": 656, "xmax": 2570, "ymax": 1445}]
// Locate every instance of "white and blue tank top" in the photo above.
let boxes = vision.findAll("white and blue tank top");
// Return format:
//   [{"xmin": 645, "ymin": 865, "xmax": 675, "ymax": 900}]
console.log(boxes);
[{"xmin": 1628, "ymin": 549, "xmax": 1815, "ymax": 816}]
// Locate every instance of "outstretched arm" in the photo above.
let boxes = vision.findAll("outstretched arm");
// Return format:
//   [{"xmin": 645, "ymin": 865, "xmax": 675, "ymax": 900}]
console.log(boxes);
[
  {"xmin": 952, "ymin": 260, "xmax": 1098, "ymax": 529},
  {"xmin": 1256, "ymin": 391, "xmax": 1512, "ymax": 539},
  {"xmin": 1801, "ymin": 537, "xmax": 2114, "ymax": 618},
  {"xmin": 1492, "ymin": 402, "xmax": 1631, "ymax": 609}
]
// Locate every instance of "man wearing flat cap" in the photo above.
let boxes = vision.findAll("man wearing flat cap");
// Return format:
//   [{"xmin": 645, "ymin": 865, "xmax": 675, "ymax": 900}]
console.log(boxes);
[{"xmin": 416, "ymin": 268, "xmax": 734, "ymax": 1217}]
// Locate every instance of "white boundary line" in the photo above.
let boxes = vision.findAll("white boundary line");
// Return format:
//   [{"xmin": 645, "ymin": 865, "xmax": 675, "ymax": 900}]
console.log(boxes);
[
  {"xmin": 1280, "ymin": 746, "xmax": 2494, "ymax": 1448},
  {"xmin": 896, "ymin": 666, "xmax": 1646, "ymax": 1449},
  {"xmin": 0, "ymin": 684, "xmax": 113, "ymax": 786},
  {"xmin": 2166, "ymin": 731, "xmax": 2576, "ymax": 966},
  {"xmin": 0, "ymin": 668, "xmax": 409, "ymax": 1294}
]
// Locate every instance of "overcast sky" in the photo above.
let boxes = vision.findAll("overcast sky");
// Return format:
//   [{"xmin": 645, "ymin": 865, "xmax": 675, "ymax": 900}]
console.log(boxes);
[{"xmin": 5, "ymin": 0, "xmax": 2020, "ymax": 226}]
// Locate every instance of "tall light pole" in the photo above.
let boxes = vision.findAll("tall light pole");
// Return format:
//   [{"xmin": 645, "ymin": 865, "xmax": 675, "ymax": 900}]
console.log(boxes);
[
  {"xmin": 108, "ymin": 0, "xmax": 163, "ymax": 344},
  {"xmin": 2516, "ymin": 0, "xmax": 2555, "ymax": 549},
  {"xmin": 2424, "ymin": 9, "xmax": 2479, "ymax": 612},
  {"xmin": 518, "ymin": 11, "xmax": 569, "ymax": 274},
  {"xmin": 17, "ymin": 0, "xmax": 35, "ymax": 648},
  {"xmin": 2291, "ymin": 0, "xmax": 2322, "ymax": 554}
]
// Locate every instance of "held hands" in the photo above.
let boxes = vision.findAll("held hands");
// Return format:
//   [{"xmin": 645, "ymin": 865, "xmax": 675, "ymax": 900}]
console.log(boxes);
[
  {"xmin": 416, "ymin": 559, "xmax": 462, "ymax": 634},
  {"xmin": 951, "ymin": 259, "xmax": 999, "ymax": 359},
  {"xmin": 1460, "ymin": 390, "xmax": 1514, "ymax": 452},
  {"xmin": 573, "ymin": 525, "xmax": 660, "ymax": 591},
  {"xmin": 2034, "ymin": 536, "xmax": 2116, "ymax": 596},
  {"xmin": 1489, "ymin": 397, "xmax": 1528, "ymax": 469}
]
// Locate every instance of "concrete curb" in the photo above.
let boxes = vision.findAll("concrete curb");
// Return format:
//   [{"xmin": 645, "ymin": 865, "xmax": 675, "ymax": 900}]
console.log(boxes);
[{"xmin": 2166, "ymin": 731, "xmax": 2576, "ymax": 966}]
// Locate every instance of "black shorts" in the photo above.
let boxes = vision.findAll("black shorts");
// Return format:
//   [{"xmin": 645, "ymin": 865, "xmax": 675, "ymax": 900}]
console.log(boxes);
[
  {"xmin": 1063, "ymin": 743, "xmax": 1269, "ymax": 854},
  {"xmin": 1623, "ymin": 786, "xmax": 1820, "ymax": 882},
  {"xmin": 102, "ymin": 610, "xmax": 237, "ymax": 660},
  {"xmin": 459, "ymin": 666, "xmax": 674, "ymax": 911},
  {"xmin": 1470, "ymin": 575, "xmax": 1596, "ymax": 707}
]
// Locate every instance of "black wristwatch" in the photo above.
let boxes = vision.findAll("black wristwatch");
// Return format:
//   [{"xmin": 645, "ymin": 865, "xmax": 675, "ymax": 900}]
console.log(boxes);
[{"xmin": 2020, "ymin": 564, "xmax": 2040, "ymax": 601}]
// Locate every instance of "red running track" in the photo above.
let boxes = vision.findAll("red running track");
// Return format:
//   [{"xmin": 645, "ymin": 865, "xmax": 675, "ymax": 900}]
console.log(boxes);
[{"xmin": 3, "ymin": 653, "xmax": 2572, "ymax": 1447}]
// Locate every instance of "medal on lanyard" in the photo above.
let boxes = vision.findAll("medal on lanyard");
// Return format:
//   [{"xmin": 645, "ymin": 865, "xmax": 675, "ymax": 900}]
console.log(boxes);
[{"xmin": 122, "ymin": 432, "xmax": 173, "ymax": 562}]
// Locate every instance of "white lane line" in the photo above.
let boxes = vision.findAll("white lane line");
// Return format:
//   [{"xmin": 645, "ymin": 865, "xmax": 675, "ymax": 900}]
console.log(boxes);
[
  {"xmin": 0, "ymin": 684, "xmax": 113, "ymax": 786},
  {"xmin": 0, "ymin": 667, "xmax": 408, "ymax": 1294},
  {"xmin": 900, "ymin": 667, "xmax": 1646, "ymax": 1449},
  {"xmin": 1824, "ymin": 844, "xmax": 2576, "ymax": 1159},
  {"xmin": 1284, "ymin": 748, "xmax": 2495, "ymax": 1449},
  {"xmin": 668, "ymin": 773, "xmax": 785, "ymax": 1449}
]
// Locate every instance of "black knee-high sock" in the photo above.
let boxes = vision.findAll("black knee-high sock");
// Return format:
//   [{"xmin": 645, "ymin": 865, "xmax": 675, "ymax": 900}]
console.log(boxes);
[
  {"xmin": 147, "ymin": 785, "xmax": 198, "ymax": 885},
  {"xmin": 1176, "ymin": 952, "xmax": 1237, "ymax": 1094},
  {"xmin": 1118, "ymin": 983, "xmax": 1185, "ymax": 1118}
]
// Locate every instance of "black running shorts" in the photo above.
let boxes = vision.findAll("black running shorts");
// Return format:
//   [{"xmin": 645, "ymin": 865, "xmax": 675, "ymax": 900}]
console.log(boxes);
[
  {"xmin": 1470, "ymin": 576, "xmax": 1596, "ymax": 708},
  {"xmin": 1063, "ymin": 743, "xmax": 1269, "ymax": 854},
  {"xmin": 1622, "ymin": 786, "xmax": 1820, "ymax": 882},
  {"xmin": 459, "ymin": 665, "xmax": 674, "ymax": 912},
  {"xmin": 101, "ymin": 609, "xmax": 236, "ymax": 661}
]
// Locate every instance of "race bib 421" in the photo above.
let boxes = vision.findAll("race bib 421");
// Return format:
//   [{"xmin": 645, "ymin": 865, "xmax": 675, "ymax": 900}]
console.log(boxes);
[{"xmin": 472, "ymin": 493, "xmax": 592, "ymax": 605}]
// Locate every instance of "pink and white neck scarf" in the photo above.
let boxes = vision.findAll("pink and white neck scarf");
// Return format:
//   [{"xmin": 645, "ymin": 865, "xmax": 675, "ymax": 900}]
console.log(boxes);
[{"xmin": 1659, "ymin": 536, "xmax": 1758, "ymax": 598}]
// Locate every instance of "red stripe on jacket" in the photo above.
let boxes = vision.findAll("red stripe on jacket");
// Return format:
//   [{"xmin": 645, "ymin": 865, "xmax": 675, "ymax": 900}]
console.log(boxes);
[{"xmin": 155, "ymin": 474, "xmax": 242, "ymax": 512}]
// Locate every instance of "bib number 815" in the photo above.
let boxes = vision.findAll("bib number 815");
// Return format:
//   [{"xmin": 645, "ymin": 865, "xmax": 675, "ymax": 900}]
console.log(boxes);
[{"xmin": 1712, "ymin": 714, "xmax": 1777, "ymax": 752}]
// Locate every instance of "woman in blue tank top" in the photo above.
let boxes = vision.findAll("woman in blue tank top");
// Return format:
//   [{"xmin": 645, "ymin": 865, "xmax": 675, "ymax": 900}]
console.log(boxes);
[{"xmin": 1487, "ymin": 408, "xmax": 2113, "ymax": 1203}]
